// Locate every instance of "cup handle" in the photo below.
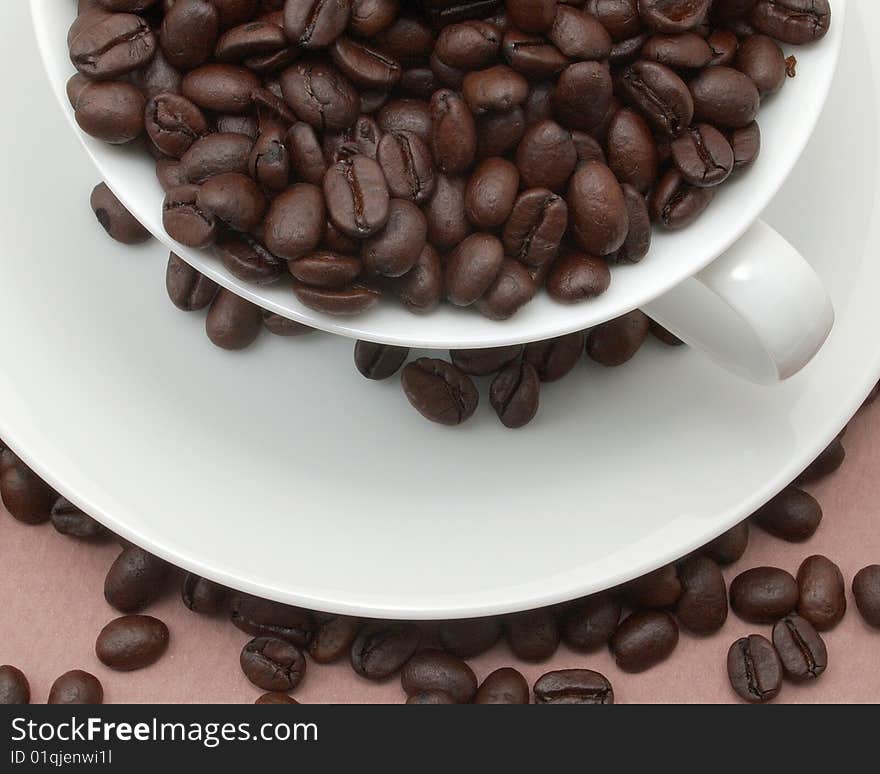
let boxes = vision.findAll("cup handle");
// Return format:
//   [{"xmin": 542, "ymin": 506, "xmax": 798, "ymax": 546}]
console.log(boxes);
[{"xmin": 642, "ymin": 219, "xmax": 834, "ymax": 383}]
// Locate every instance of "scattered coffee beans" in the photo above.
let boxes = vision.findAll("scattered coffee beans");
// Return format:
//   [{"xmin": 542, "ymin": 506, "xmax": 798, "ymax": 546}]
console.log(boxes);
[
  {"xmin": 474, "ymin": 667, "xmax": 530, "ymax": 704},
  {"xmin": 96, "ymin": 615, "xmax": 170, "ymax": 671},
  {"xmin": 675, "ymin": 555, "xmax": 728, "ymax": 635},
  {"xmin": 181, "ymin": 574, "xmax": 227, "ymax": 615},
  {"xmin": 0, "ymin": 665, "xmax": 29, "ymax": 705},
  {"xmin": 703, "ymin": 521, "xmax": 749, "ymax": 565},
  {"xmin": 752, "ymin": 487, "xmax": 822, "ymax": 542},
  {"xmin": 609, "ymin": 610, "xmax": 678, "ymax": 673},
  {"xmin": 560, "ymin": 594, "xmax": 621, "ymax": 652},
  {"xmin": 438, "ymin": 617, "xmax": 503, "ymax": 659},
  {"xmin": 730, "ymin": 566, "xmax": 798, "ymax": 623},
  {"xmin": 240, "ymin": 637, "xmax": 306, "ymax": 691},
  {"xmin": 351, "ymin": 621, "xmax": 422, "ymax": 680},
  {"xmin": 309, "ymin": 616, "xmax": 362, "ymax": 664},
  {"xmin": 772, "ymin": 614, "xmax": 827, "ymax": 680},
  {"xmin": 401, "ymin": 649, "xmax": 478, "ymax": 703},
  {"xmin": 255, "ymin": 692, "xmax": 299, "ymax": 705},
  {"xmin": 533, "ymin": 669, "xmax": 614, "ymax": 704},
  {"xmin": 727, "ymin": 635, "xmax": 782, "ymax": 703},
  {"xmin": 90, "ymin": 183, "xmax": 152, "ymax": 244},
  {"xmin": 505, "ymin": 608, "xmax": 560, "ymax": 662},
  {"xmin": 48, "ymin": 670, "xmax": 104, "ymax": 705},
  {"xmin": 50, "ymin": 497, "xmax": 108, "ymax": 540},
  {"xmin": 796, "ymin": 555, "xmax": 846, "ymax": 631},
  {"xmin": 1, "ymin": 449, "xmax": 58, "ymax": 525},
  {"xmin": 104, "ymin": 545, "xmax": 170, "ymax": 613},
  {"xmin": 852, "ymin": 565, "xmax": 880, "ymax": 629}
]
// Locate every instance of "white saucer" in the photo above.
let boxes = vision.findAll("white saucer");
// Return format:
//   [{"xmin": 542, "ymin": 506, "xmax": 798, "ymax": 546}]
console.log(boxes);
[{"xmin": 2, "ymin": 2, "xmax": 878, "ymax": 619}]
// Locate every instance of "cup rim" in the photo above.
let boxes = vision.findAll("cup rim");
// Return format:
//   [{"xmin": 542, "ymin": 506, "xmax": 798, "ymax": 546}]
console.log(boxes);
[{"xmin": 35, "ymin": 0, "xmax": 847, "ymax": 349}]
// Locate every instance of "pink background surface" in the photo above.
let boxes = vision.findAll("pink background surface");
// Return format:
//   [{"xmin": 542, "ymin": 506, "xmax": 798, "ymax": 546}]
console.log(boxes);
[{"xmin": 2, "ymin": 402, "xmax": 879, "ymax": 704}]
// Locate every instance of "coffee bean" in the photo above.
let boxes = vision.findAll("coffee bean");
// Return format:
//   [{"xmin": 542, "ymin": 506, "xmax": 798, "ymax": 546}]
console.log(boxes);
[
  {"xmin": 515, "ymin": 120, "xmax": 577, "ymax": 193},
  {"xmin": 430, "ymin": 89, "xmax": 477, "ymax": 175},
  {"xmin": 51, "ymin": 496, "xmax": 106, "ymax": 539},
  {"xmin": 797, "ymin": 555, "xmax": 846, "ymax": 631},
  {"xmin": 649, "ymin": 168, "xmax": 716, "ymax": 229},
  {"xmin": 490, "ymin": 361, "xmax": 540, "ymax": 429},
  {"xmin": 96, "ymin": 615, "xmax": 169, "ymax": 671},
  {"xmin": 264, "ymin": 184, "xmax": 325, "ymax": 259},
  {"xmin": 606, "ymin": 108, "xmax": 659, "ymax": 194},
  {"xmin": 324, "ymin": 155, "xmax": 391, "ymax": 238},
  {"xmin": 624, "ymin": 563, "xmax": 682, "ymax": 608},
  {"xmin": 163, "ymin": 184, "xmax": 217, "ymax": 247},
  {"xmin": 438, "ymin": 617, "xmax": 502, "ymax": 659},
  {"xmin": 70, "ymin": 12, "xmax": 157, "ymax": 79},
  {"xmin": 561, "ymin": 594, "xmax": 621, "ymax": 651},
  {"xmin": 450, "ymin": 345, "xmax": 522, "ymax": 376},
  {"xmin": 206, "ymin": 289, "xmax": 262, "ymax": 350},
  {"xmin": 160, "ymin": 0, "xmax": 219, "ymax": 69},
  {"xmin": 853, "ymin": 565, "xmax": 880, "ymax": 629},
  {"xmin": 166, "ymin": 253, "xmax": 218, "ymax": 311},
  {"xmin": 690, "ymin": 66, "xmax": 760, "ymax": 129},
  {"xmin": 505, "ymin": 608, "xmax": 560, "ymax": 662},
  {"xmin": 180, "ymin": 132, "xmax": 253, "ymax": 183},
  {"xmin": 616, "ymin": 60, "xmax": 694, "ymax": 137},
  {"xmin": 751, "ymin": 0, "xmax": 831, "ymax": 45},
  {"xmin": 104, "ymin": 546, "xmax": 169, "ymax": 612},
  {"xmin": 675, "ymin": 555, "xmax": 728, "ymax": 634},
  {"xmin": 586, "ymin": 310, "xmax": 651, "ymax": 367},
  {"xmin": 284, "ymin": 0, "xmax": 350, "ymax": 48},
  {"xmin": 546, "ymin": 251, "xmax": 612, "ymax": 303},
  {"xmin": 393, "ymin": 244, "xmax": 443, "ymax": 314},
  {"xmin": 435, "ymin": 20, "xmax": 500, "ymax": 69},
  {"xmin": 73, "ymin": 80, "xmax": 146, "ymax": 144},
  {"xmin": 445, "ymin": 233, "xmax": 504, "ymax": 306},
  {"xmin": 309, "ymin": 616, "xmax": 362, "ymax": 664},
  {"xmin": 362, "ymin": 199, "xmax": 427, "ymax": 277},
  {"xmin": 240, "ymin": 636, "xmax": 306, "ymax": 691},
  {"xmin": 377, "ymin": 131, "xmax": 436, "ymax": 204},
  {"xmin": 567, "ymin": 162, "xmax": 628, "ymax": 256},
  {"xmin": 229, "ymin": 593, "xmax": 314, "ymax": 647},
  {"xmin": 293, "ymin": 283, "xmax": 382, "ymax": 316},
  {"xmin": 616, "ymin": 183, "xmax": 652, "ymax": 263},
  {"xmin": 796, "ymin": 438, "xmax": 846, "ymax": 484},
  {"xmin": 476, "ymin": 259, "xmax": 537, "ymax": 320},
  {"xmin": 331, "ymin": 37, "xmax": 401, "ymax": 90},
  {"xmin": 727, "ymin": 635, "xmax": 782, "ymax": 703},
  {"xmin": 181, "ymin": 574, "xmax": 227, "ymax": 614},
  {"xmin": 465, "ymin": 157, "xmax": 519, "ymax": 229},
  {"xmin": 772, "ymin": 614, "xmax": 827, "ymax": 680},
  {"xmin": 671, "ymin": 123, "xmax": 734, "ymax": 187},
  {"xmin": 502, "ymin": 30, "xmax": 569, "ymax": 81},
  {"xmin": 262, "ymin": 312, "xmax": 314, "ymax": 337},
  {"xmin": 584, "ymin": 0, "xmax": 641, "ymax": 41},
  {"xmin": 217, "ymin": 234, "xmax": 284, "ymax": 285},
  {"xmin": 730, "ymin": 566, "xmax": 798, "ymax": 623},
  {"xmin": 401, "ymin": 358, "xmax": 479, "ymax": 426},
  {"xmin": 474, "ymin": 667, "xmax": 529, "ymax": 704},
  {"xmin": 502, "ymin": 188, "xmax": 568, "ymax": 268},
  {"xmin": 214, "ymin": 21, "xmax": 288, "ymax": 65},
  {"xmin": 48, "ymin": 670, "xmax": 103, "ymax": 705},
  {"xmin": 1, "ymin": 448, "xmax": 57, "ymax": 525},
  {"xmin": 401, "ymin": 649, "xmax": 477, "ymax": 703},
  {"xmin": 610, "ymin": 610, "xmax": 678, "ymax": 672},
  {"xmin": 549, "ymin": 6, "xmax": 612, "ymax": 60},
  {"xmin": 248, "ymin": 124, "xmax": 290, "ymax": 192},
  {"xmin": 255, "ymin": 692, "xmax": 299, "ymax": 704},
  {"xmin": 350, "ymin": 622, "xmax": 422, "ymax": 680},
  {"xmin": 0, "ymin": 666, "xmax": 29, "ymax": 705},
  {"xmin": 351, "ymin": 0, "xmax": 402, "ymax": 37},
  {"xmin": 462, "ymin": 64, "xmax": 529, "ymax": 115},
  {"xmin": 406, "ymin": 690, "xmax": 456, "ymax": 704},
  {"xmin": 354, "ymin": 341, "xmax": 409, "ymax": 380},
  {"xmin": 650, "ymin": 320, "xmax": 683, "ymax": 345},
  {"xmin": 522, "ymin": 332, "xmax": 582, "ymax": 383},
  {"xmin": 707, "ymin": 28, "xmax": 739, "ymax": 66},
  {"xmin": 735, "ymin": 34, "xmax": 786, "ymax": 95},
  {"xmin": 425, "ymin": 174, "xmax": 472, "ymax": 251},
  {"xmin": 182, "ymin": 64, "xmax": 260, "ymax": 113},
  {"xmin": 640, "ymin": 0, "xmax": 710, "ymax": 33},
  {"xmin": 703, "ymin": 521, "xmax": 749, "ymax": 565},
  {"xmin": 643, "ymin": 32, "xmax": 713, "ymax": 69},
  {"xmin": 534, "ymin": 669, "xmax": 614, "ymax": 705},
  {"xmin": 752, "ymin": 486, "xmax": 822, "ymax": 542}
]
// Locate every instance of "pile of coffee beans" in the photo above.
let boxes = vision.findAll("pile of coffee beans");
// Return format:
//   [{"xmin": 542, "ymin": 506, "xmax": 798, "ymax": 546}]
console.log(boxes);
[
  {"xmin": 2, "ymin": 386, "xmax": 879, "ymax": 704},
  {"xmin": 67, "ymin": 0, "xmax": 831, "ymax": 320}
]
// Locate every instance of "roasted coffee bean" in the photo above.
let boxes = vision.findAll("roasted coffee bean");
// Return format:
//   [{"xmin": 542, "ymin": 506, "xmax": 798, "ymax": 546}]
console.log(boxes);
[
  {"xmin": 690, "ymin": 66, "xmax": 760, "ymax": 128},
  {"xmin": 434, "ymin": 20, "xmax": 500, "ymax": 69},
  {"xmin": 72, "ymin": 80, "xmax": 146, "ymax": 144},
  {"xmin": 156, "ymin": 158, "xmax": 186, "ymax": 191},
  {"xmin": 671, "ymin": 124, "xmax": 734, "ymax": 187},
  {"xmin": 1, "ymin": 449, "xmax": 57, "ymax": 525},
  {"xmin": 796, "ymin": 438, "xmax": 846, "ymax": 484},
  {"xmin": 160, "ymin": 0, "xmax": 219, "ymax": 70},
  {"xmin": 401, "ymin": 649, "xmax": 477, "ymax": 703},
  {"xmin": 377, "ymin": 131, "xmax": 436, "ymax": 204},
  {"xmin": 104, "ymin": 545, "xmax": 169, "ymax": 613},
  {"xmin": 616, "ymin": 184, "xmax": 651, "ymax": 263},
  {"xmin": 523, "ymin": 332, "xmax": 584, "ymax": 382},
  {"xmin": 401, "ymin": 358, "xmax": 479, "ymax": 426},
  {"xmin": 264, "ymin": 184, "xmax": 326, "ymax": 259},
  {"xmin": 181, "ymin": 63, "xmax": 260, "ymax": 113},
  {"xmin": 567, "ymin": 162, "xmax": 628, "ymax": 256},
  {"xmin": 90, "ymin": 183, "xmax": 151, "ymax": 245},
  {"xmin": 48, "ymin": 670, "xmax": 103, "ymax": 705},
  {"xmin": 144, "ymin": 93, "xmax": 207, "ymax": 159},
  {"xmin": 181, "ymin": 574, "xmax": 227, "ymax": 614},
  {"xmin": 378, "ymin": 99, "xmax": 432, "ymax": 144},
  {"xmin": 350, "ymin": 622, "xmax": 422, "ymax": 680},
  {"xmin": 425, "ymin": 175, "xmax": 472, "ymax": 251},
  {"xmin": 438, "ymin": 617, "xmax": 502, "ymax": 658},
  {"xmin": 430, "ymin": 89, "xmax": 477, "ymax": 175},
  {"xmin": 730, "ymin": 566, "xmax": 798, "ymax": 623},
  {"xmin": 249, "ymin": 124, "xmax": 290, "ymax": 191},
  {"xmin": 462, "ymin": 64, "xmax": 528, "ymax": 115},
  {"xmin": 362, "ymin": 199, "xmax": 427, "ymax": 277},
  {"xmin": 707, "ymin": 28, "xmax": 739, "ymax": 66},
  {"xmin": 549, "ymin": 6, "xmax": 612, "ymax": 60},
  {"xmin": 255, "ymin": 692, "xmax": 299, "ymax": 704},
  {"xmin": 727, "ymin": 635, "xmax": 782, "ymax": 703},
  {"xmin": 772, "ymin": 614, "xmax": 827, "ymax": 680},
  {"xmin": 217, "ymin": 234, "xmax": 284, "ymax": 285},
  {"xmin": 206, "ymin": 289, "xmax": 262, "ymax": 350},
  {"xmin": 676, "ymin": 555, "xmax": 728, "ymax": 634},
  {"xmin": 406, "ymin": 689, "xmax": 456, "ymax": 704},
  {"xmin": 649, "ymin": 168, "xmax": 716, "ymax": 229},
  {"xmin": 703, "ymin": 521, "xmax": 749, "ymax": 565},
  {"xmin": 287, "ymin": 122, "xmax": 327, "ymax": 185},
  {"xmin": 507, "ymin": 0, "xmax": 556, "ymax": 32},
  {"xmin": 450, "ymin": 345, "xmax": 521, "ymax": 376},
  {"xmin": 605, "ymin": 108, "xmax": 659, "ymax": 194},
  {"xmin": 331, "ymin": 37, "xmax": 401, "ymax": 90},
  {"xmin": 214, "ymin": 20, "xmax": 288, "ymax": 63},
  {"xmin": 751, "ymin": 0, "xmax": 831, "ymax": 45},
  {"xmin": 350, "ymin": 0, "xmax": 398, "ymax": 37},
  {"xmin": 753, "ymin": 486, "xmax": 822, "ymax": 542},
  {"xmin": 324, "ymin": 155, "xmax": 391, "ymax": 238},
  {"xmin": 49, "ymin": 497, "xmax": 107, "ymax": 540},
  {"xmin": 616, "ymin": 60, "xmax": 694, "ymax": 137},
  {"xmin": 196, "ymin": 172, "xmax": 266, "ymax": 232},
  {"xmin": 489, "ymin": 361, "xmax": 540, "ymax": 429},
  {"xmin": 610, "ymin": 31, "xmax": 650, "ymax": 65},
  {"xmin": 476, "ymin": 107, "xmax": 527, "ymax": 159},
  {"xmin": 797, "ymin": 555, "xmax": 846, "ymax": 631},
  {"xmin": 584, "ymin": 0, "xmax": 640, "ymax": 41},
  {"xmin": 180, "ymin": 132, "xmax": 253, "ymax": 183},
  {"xmin": 502, "ymin": 30, "xmax": 569, "ymax": 81},
  {"xmin": 546, "ymin": 251, "xmax": 612, "ymax": 303},
  {"xmin": 624, "ymin": 563, "xmax": 682, "ymax": 608},
  {"xmin": 309, "ymin": 616, "xmax": 362, "ymax": 664},
  {"xmin": 516, "ymin": 120, "xmax": 577, "ymax": 193},
  {"xmin": 503, "ymin": 189, "xmax": 568, "ymax": 268},
  {"xmin": 394, "ymin": 244, "xmax": 443, "ymax": 314},
  {"xmin": 445, "ymin": 233, "xmax": 504, "ymax": 306},
  {"xmin": 280, "ymin": 61, "xmax": 359, "ymax": 132},
  {"xmin": 262, "ymin": 311, "xmax": 314, "ymax": 337},
  {"xmin": 240, "ymin": 637, "xmax": 306, "ymax": 691},
  {"xmin": 586, "ymin": 310, "xmax": 651, "ymax": 367},
  {"xmin": 293, "ymin": 283, "xmax": 382, "ymax": 316},
  {"xmin": 284, "ymin": 0, "xmax": 350, "ymax": 48},
  {"xmin": 561, "ymin": 594, "xmax": 621, "ymax": 651},
  {"xmin": 476, "ymin": 259, "xmax": 537, "ymax": 320},
  {"xmin": 554, "ymin": 62, "xmax": 613, "ymax": 132},
  {"xmin": 571, "ymin": 130, "xmax": 607, "ymax": 166},
  {"xmin": 465, "ymin": 157, "xmax": 519, "ymax": 229},
  {"xmin": 735, "ymin": 34, "xmax": 786, "ymax": 95},
  {"xmin": 853, "ymin": 565, "xmax": 880, "ymax": 629},
  {"xmin": 610, "ymin": 611, "xmax": 678, "ymax": 672},
  {"xmin": 474, "ymin": 667, "xmax": 529, "ymax": 704},
  {"xmin": 640, "ymin": 0, "xmax": 710, "ymax": 33},
  {"xmin": 374, "ymin": 14, "xmax": 434, "ymax": 63},
  {"xmin": 162, "ymin": 184, "xmax": 217, "ymax": 247},
  {"xmin": 643, "ymin": 32, "xmax": 712, "ymax": 69},
  {"xmin": 166, "ymin": 253, "xmax": 218, "ymax": 310},
  {"xmin": 534, "ymin": 669, "xmax": 614, "ymax": 705},
  {"xmin": 70, "ymin": 12, "xmax": 157, "ymax": 79},
  {"xmin": 505, "ymin": 608, "xmax": 560, "ymax": 662},
  {"xmin": 96, "ymin": 615, "xmax": 169, "ymax": 671},
  {"xmin": 354, "ymin": 341, "xmax": 409, "ymax": 380},
  {"xmin": 229, "ymin": 594, "xmax": 314, "ymax": 647},
  {"xmin": 0, "ymin": 666, "xmax": 29, "ymax": 705}
]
